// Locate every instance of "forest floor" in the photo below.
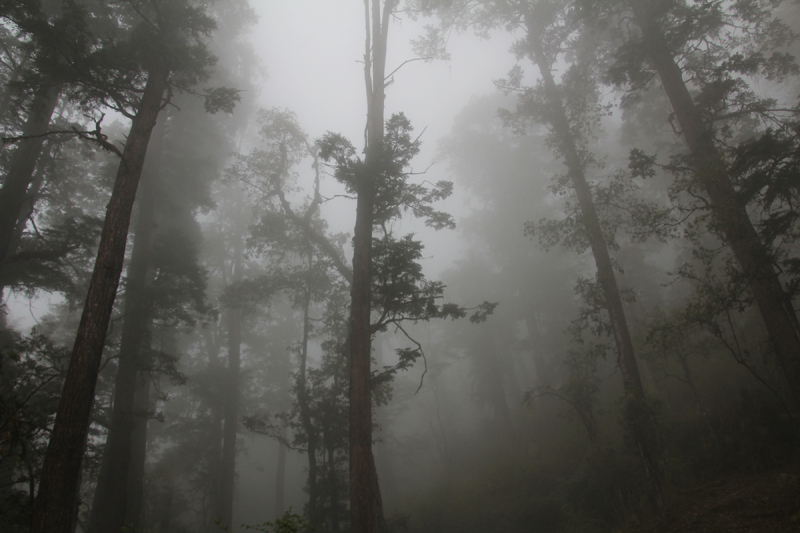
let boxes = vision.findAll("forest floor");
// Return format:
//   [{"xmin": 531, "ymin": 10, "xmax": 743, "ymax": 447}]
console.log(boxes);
[{"xmin": 620, "ymin": 466, "xmax": 800, "ymax": 532}]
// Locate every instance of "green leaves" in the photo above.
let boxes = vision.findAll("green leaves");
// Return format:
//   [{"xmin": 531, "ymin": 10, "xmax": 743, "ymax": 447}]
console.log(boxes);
[
  {"xmin": 319, "ymin": 112, "xmax": 455, "ymax": 229},
  {"xmin": 202, "ymin": 86, "xmax": 240, "ymax": 114}
]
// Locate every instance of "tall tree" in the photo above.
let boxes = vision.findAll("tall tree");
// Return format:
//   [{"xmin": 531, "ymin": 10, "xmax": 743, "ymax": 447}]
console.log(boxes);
[
  {"xmin": 518, "ymin": 2, "xmax": 663, "ymax": 506},
  {"xmin": 606, "ymin": 0, "xmax": 800, "ymax": 403},
  {"xmin": 216, "ymin": 214, "xmax": 245, "ymax": 527},
  {"xmin": 350, "ymin": 3, "xmax": 395, "ymax": 532},
  {"xmin": 413, "ymin": 0, "xmax": 665, "ymax": 506},
  {"xmin": 0, "ymin": 0, "xmax": 142, "ymax": 279},
  {"xmin": 350, "ymin": 0, "xmax": 397, "ymax": 533},
  {"xmin": 86, "ymin": 116, "xmax": 165, "ymax": 533},
  {"xmin": 30, "ymin": 1, "xmax": 233, "ymax": 530}
]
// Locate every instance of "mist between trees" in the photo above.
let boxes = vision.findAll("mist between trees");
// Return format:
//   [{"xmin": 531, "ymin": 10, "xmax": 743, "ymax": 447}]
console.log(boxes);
[{"xmin": 1, "ymin": 1, "xmax": 800, "ymax": 532}]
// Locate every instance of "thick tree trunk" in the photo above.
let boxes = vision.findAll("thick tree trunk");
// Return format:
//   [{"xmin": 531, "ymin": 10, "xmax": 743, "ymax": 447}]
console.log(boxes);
[
  {"xmin": 88, "ymin": 107, "xmax": 164, "ymax": 533},
  {"xmin": 526, "ymin": 19, "xmax": 665, "ymax": 508},
  {"xmin": 29, "ymin": 65, "xmax": 168, "ymax": 533},
  {"xmin": 630, "ymin": 0, "xmax": 800, "ymax": 405},
  {"xmin": 0, "ymin": 83, "xmax": 61, "ymax": 270}
]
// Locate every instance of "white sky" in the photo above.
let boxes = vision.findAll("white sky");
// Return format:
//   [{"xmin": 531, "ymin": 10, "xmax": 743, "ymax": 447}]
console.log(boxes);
[
  {"xmin": 7, "ymin": 1, "xmax": 522, "ymax": 329},
  {"xmin": 250, "ymin": 1, "xmax": 519, "ymax": 277}
]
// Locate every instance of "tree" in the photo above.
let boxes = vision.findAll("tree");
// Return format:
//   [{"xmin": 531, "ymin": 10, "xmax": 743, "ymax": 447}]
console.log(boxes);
[
  {"xmin": 349, "ymin": 3, "xmax": 394, "ymax": 530},
  {"xmin": 0, "ymin": 0, "xmax": 141, "ymax": 282},
  {"xmin": 87, "ymin": 115, "xmax": 166, "ymax": 533},
  {"xmin": 602, "ymin": 0, "xmax": 800, "ymax": 403},
  {"xmin": 231, "ymin": 99, "xmax": 493, "ymax": 530},
  {"xmin": 30, "ymin": 1, "xmax": 235, "ymax": 530},
  {"xmin": 413, "ymin": 0, "xmax": 665, "ymax": 507}
]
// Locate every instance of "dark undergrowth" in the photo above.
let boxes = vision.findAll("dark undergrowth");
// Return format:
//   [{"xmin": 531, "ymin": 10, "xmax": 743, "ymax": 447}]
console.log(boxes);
[{"xmin": 400, "ymin": 389, "xmax": 800, "ymax": 533}]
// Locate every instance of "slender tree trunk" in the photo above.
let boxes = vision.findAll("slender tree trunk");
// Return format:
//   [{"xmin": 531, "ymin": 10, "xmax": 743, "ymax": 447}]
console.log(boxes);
[
  {"xmin": 372, "ymin": 343, "xmax": 398, "ymax": 511},
  {"xmin": 298, "ymin": 248, "xmax": 319, "ymax": 520},
  {"xmin": 525, "ymin": 310, "xmax": 550, "ymax": 389},
  {"xmin": 0, "ymin": 83, "xmax": 61, "ymax": 270},
  {"xmin": 202, "ymin": 324, "xmax": 224, "ymax": 532},
  {"xmin": 217, "ymin": 229, "xmax": 244, "ymax": 526},
  {"xmin": 0, "ymin": 162, "xmax": 49, "ymax": 299},
  {"xmin": 472, "ymin": 334, "xmax": 515, "ymax": 441},
  {"xmin": 350, "ymin": 3, "xmax": 394, "ymax": 532},
  {"xmin": 30, "ymin": 64, "xmax": 168, "ymax": 533},
  {"xmin": 275, "ymin": 314, "xmax": 291, "ymax": 519},
  {"xmin": 525, "ymin": 17, "xmax": 665, "ymax": 508},
  {"xmin": 274, "ymin": 437, "xmax": 287, "ymax": 518},
  {"xmin": 207, "ymin": 396, "xmax": 223, "ymax": 532},
  {"xmin": 371, "ymin": 456, "xmax": 389, "ymax": 533},
  {"xmin": 126, "ymin": 368, "xmax": 151, "ymax": 526},
  {"xmin": 7, "ymin": 160, "xmax": 47, "ymax": 260},
  {"xmin": 157, "ymin": 485, "xmax": 174, "ymax": 533},
  {"xmin": 88, "ymin": 106, "xmax": 164, "ymax": 533},
  {"xmin": 674, "ymin": 343, "xmax": 719, "ymax": 449},
  {"xmin": 217, "ymin": 307, "xmax": 241, "ymax": 526},
  {"xmin": 326, "ymin": 438, "xmax": 340, "ymax": 533},
  {"xmin": 0, "ymin": 52, "xmax": 29, "ymax": 122},
  {"xmin": 630, "ymin": 0, "xmax": 800, "ymax": 405}
]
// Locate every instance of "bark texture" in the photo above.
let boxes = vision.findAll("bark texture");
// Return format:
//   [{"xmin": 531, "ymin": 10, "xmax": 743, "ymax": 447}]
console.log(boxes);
[
  {"xmin": 30, "ymin": 65, "xmax": 167, "ymax": 533},
  {"xmin": 88, "ymin": 117, "xmax": 163, "ymax": 533},
  {"xmin": 631, "ymin": 0, "xmax": 800, "ymax": 404}
]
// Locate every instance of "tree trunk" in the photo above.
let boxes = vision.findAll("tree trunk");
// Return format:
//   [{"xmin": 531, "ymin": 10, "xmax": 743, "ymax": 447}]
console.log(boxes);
[
  {"xmin": 350, "ymin": 3, "xmax": 394, "ymax": 532},
  {"xmin": 525, "ymin": 17, "xmax": 665, "ymax": 508},
  {"xmin": 274, "ymin": 315, "xmax": 291, "ymax": 519},
  {"xmin": 371, "ymin": 456, "xmax": 389, "ymax": 533},
  {"xmin": 525, "ymin": 310, "xmax": 551, "ymax": 389},
  {"xmin": 372, "ymin": 343, "xmax": 398, "ymax": 511},
  {"xmin": 274, "ymin": 338, "xmax": 289, "ymax": 520},
  {"xmin": 217, "ymin": 306, "xmax": 241, "ymax": 527},
  {"xmin": 202, "ymin": 323, "xmax": 224, "ymax": 532},
  {"xmin": 0, "ymin": 83, "xmax": 61, "ymax": 270},
  {"xmin": 7, "ymin": 161, "xmax": 47, "ymax": 262},
  {"xmin": 298, "ymin": 248, "xmax": 319, "ymax": 521},
  {"xmin": 88, "ymin": 106, "xmax": 164, "ymax": 533},
  {"xmin": 326, "ymin": 438, "xmax": 340, "ymax": 533},
  {"xmin": 630, "ymin": 0, "xmax": 800, "ymax": 405},
  {"xmin": 157, "ymin": 484, "xmax": 175, "ymax": 533},
  {"xmin": 30, "ymin": 64, "xmax": 168, "ymax": 533},
  {"xmin": 217, "ymin": 228, "xmax": 244, "ymax": 527},
  {"xmin": 471, "ymin": 332, "xmax": 515, "ymax": 441},
  {"xmin": 126, "ymin": 369, "xmax": 151, "ymax": 526},
  {"xmin": 274, "ymin": 437, "xmax": 287, "ymax": 518}
]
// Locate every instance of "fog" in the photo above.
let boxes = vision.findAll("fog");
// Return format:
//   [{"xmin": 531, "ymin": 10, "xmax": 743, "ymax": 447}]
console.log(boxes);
[{"xmin": 1, "ymin": 1, "xmax": 800, "ymax": 533}]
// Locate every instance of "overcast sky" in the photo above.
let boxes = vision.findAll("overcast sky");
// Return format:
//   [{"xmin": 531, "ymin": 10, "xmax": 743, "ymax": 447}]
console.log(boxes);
[
  {"xmin": 8, "ymin": 1, "xmax": 522, "ymax": 328},
  {"xmin": 250, "ymin": 1, "xmax": 519, "ymax": 277}
]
